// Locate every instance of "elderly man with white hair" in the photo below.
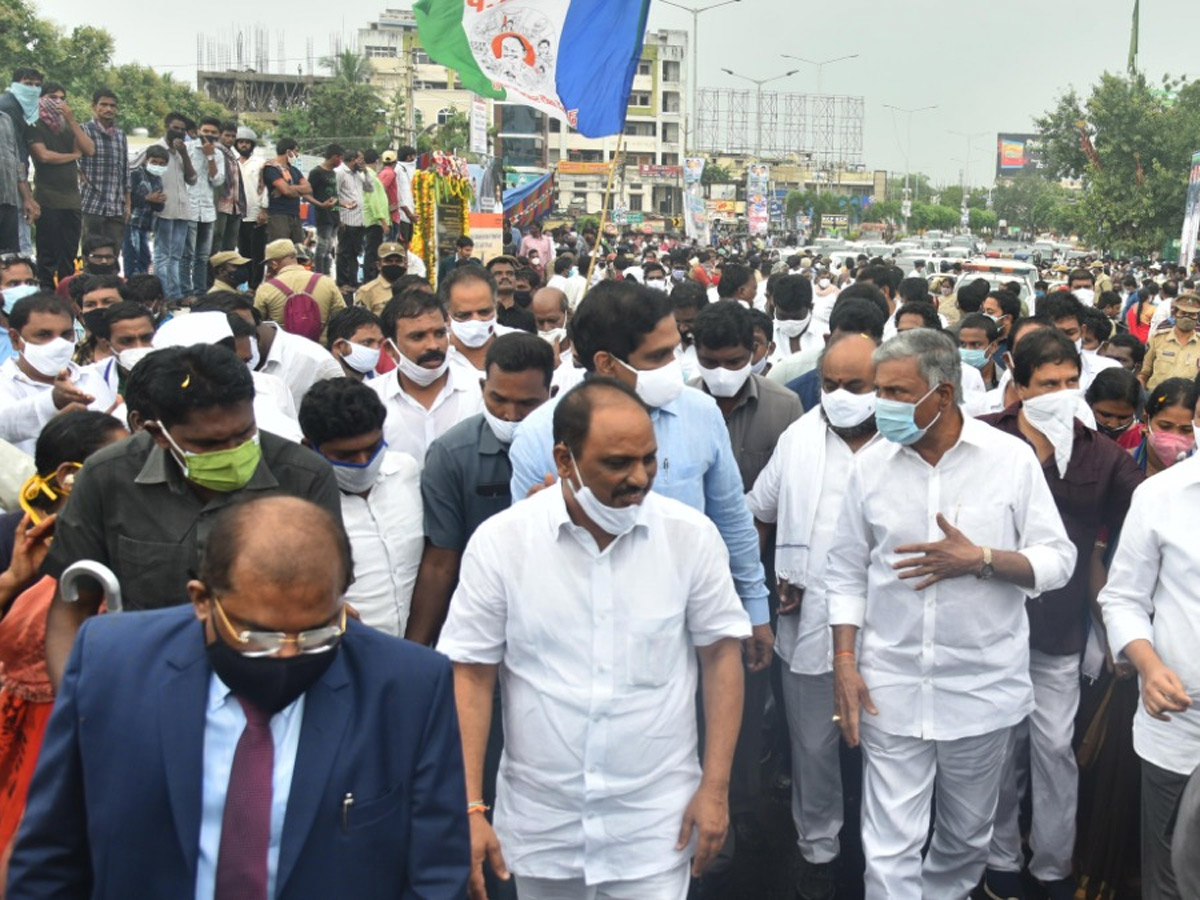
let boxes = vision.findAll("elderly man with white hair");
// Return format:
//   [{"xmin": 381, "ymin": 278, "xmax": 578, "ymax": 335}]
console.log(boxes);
[{"xmin": 824, "ymin": 328, "xmax": 1077, "ymax": 899}]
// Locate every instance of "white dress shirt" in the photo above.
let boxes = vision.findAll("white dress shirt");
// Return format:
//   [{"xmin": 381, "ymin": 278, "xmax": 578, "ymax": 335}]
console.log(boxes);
[
  {"xmin": 1080, "ymin": 347, "xmax": 1121, "ymax": 391},
  {"xmin": 335, "ymin": 163, "xmax": 367, "ymax": 228},
  {"xmin": 341, "ymin": 450, "xmax": 424, "ymax": 636},
  {"xmin": 0, "ymin": 357, "xmax": 117, "ymax": 454},
  {"xmin": 196, "ymin": 674, "xmax": 303, "ymax": 900},
  {"xmin": 369, "ymin": 365, "xmax": 483, "ymax": 465},
  {"xmin": 394, "ymin": 161, "xmax": 415, "ymax": 223},
  {"xmin": 746, "ymin": 409, "xmax": 878, "ymax": 675},
  {"xmin": 239, "ymin": 155, "xmax": 268, "ymax": 222},
  {"xmin": 256, "ymin": 323, "xmax": 344, "ymax": 410},
  {"xmin": 438, "ymin": 487, "xmax": 751, "ymax": 884},
  {"xmin": 1100, "ymin": 455, "xmax": 1200, "ymax": 775},
  {"xmin": 187, "ymin": 142, "xmax": 224, "ymax": 224},
  {"xmin": 251, "ymin": 370, "xmax": 302, "ymax": 442},
  {"xmin": 825, "ymin": 416, "xmax": 1076, "ymax": 741}
]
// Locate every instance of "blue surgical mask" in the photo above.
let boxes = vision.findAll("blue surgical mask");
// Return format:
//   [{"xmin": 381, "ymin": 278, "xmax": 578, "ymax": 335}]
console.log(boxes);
[
  {"xmin": 875, "ymin": 384, "xmax": 944, "ymax": 446},
  {"xmin": 958, "ymin": 347, "xmax": 989, "ymax": 370},
  {"xmin": 9, "ymin": 82, "xmax": 40, "ymax": 124}
]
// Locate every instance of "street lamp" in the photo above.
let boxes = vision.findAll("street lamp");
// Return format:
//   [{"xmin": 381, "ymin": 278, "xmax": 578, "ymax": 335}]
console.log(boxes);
[
  {"xmin": 658, "ymin": 0, "xmax": 742, "ymax": 154},
  {"xmin": 883, "ymin": 102, "xmax": 937, "ymax": 231},
  {"xmin": 780, "ymin": 53, "xmax": 859, "ymax": 96},
  {"xmin": 721, "ymin": 67, "xmax": 799, "ymax": 158},
  {"xmin": 947, "ymin": 129, "xmax": 988, "ymax": 191}
]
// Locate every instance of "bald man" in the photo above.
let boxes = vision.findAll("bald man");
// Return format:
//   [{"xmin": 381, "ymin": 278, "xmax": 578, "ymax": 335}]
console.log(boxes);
[
  {"xmin": 746, "ymin": 333, "xmax": 880, "ymax": 898},
  {"xmin": 529, "ymin": 285, "xmax": 584, "ymax": 394},
  {"xmin": 9, "ymin": 496, "xmax": 471, "ymax": 899}
]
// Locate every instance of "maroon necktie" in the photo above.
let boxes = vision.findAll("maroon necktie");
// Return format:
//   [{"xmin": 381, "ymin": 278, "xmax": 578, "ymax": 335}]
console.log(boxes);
[{"xmin": 214, "ymin": 696, "xmax": 274, "ymax": 900}]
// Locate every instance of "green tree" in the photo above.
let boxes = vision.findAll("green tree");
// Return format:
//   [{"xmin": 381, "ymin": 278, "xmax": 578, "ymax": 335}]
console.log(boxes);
[
  {"xmin": 968, "ymin": 208, "xmax": 998, "ymax": 232},
  {"xmin": 910, "ymin": 203, "xmax": 959, "ymax": 232},
  {"xmin": 104, "ymin": 65, "xmax": 227, "ymax": 135},
  {"xmin": 418, "ymin": 109, "xmax": 470, "ymax": 154},
  {"xmin": 1036, "ymin": 71, "xmax": 1200, "ymax": 254},
  {"xmin": 701, "ymin": 162, "xmax": 732, "ymax": 185},
  {"xmin": 321, "ymin": 49, "xmax": 374, "ymax": 85},
  {"xmin": 294, "ymin": 81, "xmax": 387, "ymax": 151}
]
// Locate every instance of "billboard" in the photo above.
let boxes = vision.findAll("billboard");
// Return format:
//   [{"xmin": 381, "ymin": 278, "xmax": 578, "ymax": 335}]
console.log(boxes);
[
  {"xmin": 1180, "ymin": 150, "xmax": 1200, "ymax": 267},
  {"xmin": 996, "ymin": 133, "xmax": 1047, "ymax": 177},
  {"xmin": 746, "ymin": 163, "xmax": 770, "ymax": 236}
]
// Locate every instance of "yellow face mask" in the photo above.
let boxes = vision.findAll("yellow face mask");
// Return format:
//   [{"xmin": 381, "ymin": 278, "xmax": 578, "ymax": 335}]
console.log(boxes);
[{"xmin": 18, "ymin": 463, "xmax": 81, "ymax": 525}]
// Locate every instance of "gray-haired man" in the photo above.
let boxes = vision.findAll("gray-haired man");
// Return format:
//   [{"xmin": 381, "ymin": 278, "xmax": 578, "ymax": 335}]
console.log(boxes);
[{"xmin": 823, "ymin": 329, "xmax": 1077, "ymax": 899}]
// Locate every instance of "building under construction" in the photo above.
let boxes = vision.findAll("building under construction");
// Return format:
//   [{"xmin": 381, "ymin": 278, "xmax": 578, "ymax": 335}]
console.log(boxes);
[{"xmin": 195, "ymin": 27, "xmax": 333, "ymax": 117}]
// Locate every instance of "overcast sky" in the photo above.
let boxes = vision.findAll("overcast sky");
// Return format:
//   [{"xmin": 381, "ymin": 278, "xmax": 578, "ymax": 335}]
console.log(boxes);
[{"xmin": 38, "ymin": 0, "xmax": 1194, "ymax": 186}]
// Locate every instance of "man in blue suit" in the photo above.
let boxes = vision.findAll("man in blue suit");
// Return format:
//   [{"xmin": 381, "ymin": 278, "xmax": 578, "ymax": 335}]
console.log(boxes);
[{"xmin": 7, "ymin": 495, "xmax": 470, "ymax": 899}]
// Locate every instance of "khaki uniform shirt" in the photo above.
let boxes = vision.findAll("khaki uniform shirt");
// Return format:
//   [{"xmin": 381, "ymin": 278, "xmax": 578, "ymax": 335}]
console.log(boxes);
[
  {"xmin": 253, "ymin": 264, "xmax": 345, "ymax": 340},
  {"xmin": 355, "ymin": 275, "xmax": 396, "ymax": 316},
  {"xmin": 1141, "ymin": 328, "xmax": 1200, "ymax": 391}
]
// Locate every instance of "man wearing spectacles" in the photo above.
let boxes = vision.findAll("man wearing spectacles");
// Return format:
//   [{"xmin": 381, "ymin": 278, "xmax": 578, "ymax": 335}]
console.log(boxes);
[
  {"xmin": 53, "ymin": 235, "xmax": 121, "ymax": 304},
  {"xmin": 8, "ymin": 494, "xmax": 471, "ymax": 898}
]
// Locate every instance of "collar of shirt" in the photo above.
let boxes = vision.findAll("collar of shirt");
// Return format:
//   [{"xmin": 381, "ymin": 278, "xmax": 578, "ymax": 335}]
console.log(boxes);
[
  {"xmin": 379, "ymin": 360, "xmax": 471, "ymax": 404},
  {"xmin": 887, "ymin": 413, "xmax": 993, "ymax": 466},
  {"xmin": 548, "ymin": 480, "xmax": 650, "ymax": 556},
  {"xmin": 983, "ymin": 405, "xmax": 1104, "ymax": 484},
  {"xmin": 6, "ymin": 358, "xmax": 81, "ymax": 387},
  {"xmin": 259, "ymin": 322, "xmax": 285, "ymax": 369},
  {"xmin": 476, "ymin": 415, "xmax": 507, "ymax": 457},
  {"xmin": 690, "ymin": 371, "xmax": 759, "ymax": 415},
  {"xmin": 135, "ymin": 441, "xmax": 281, "ymax": 493}
]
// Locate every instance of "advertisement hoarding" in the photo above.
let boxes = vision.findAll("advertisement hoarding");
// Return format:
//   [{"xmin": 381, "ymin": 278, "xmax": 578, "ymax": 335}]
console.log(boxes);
[{"xmin": 995, "ymin": 133, "xmax": 1047, "ymax": 177}]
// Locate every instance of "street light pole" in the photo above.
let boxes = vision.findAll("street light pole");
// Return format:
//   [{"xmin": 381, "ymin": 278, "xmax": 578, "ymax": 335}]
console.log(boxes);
[
  {"xmin": 947, "ymin": 129, "xmax": 988, "ymax": 192},
  {"xmin": 780, "ymin": 53, "xmax": 859, "ymax": 97},
  {"xmin": 659, "ymin": 0, "xmax": 741, "ymax": 155},
  {"xmin": 883, "ymin": 102, "xmax": 936, "ymax": 232},
  {"xmin": 721, "ymin": 67, "xmax": 799, "ymax": 158}
]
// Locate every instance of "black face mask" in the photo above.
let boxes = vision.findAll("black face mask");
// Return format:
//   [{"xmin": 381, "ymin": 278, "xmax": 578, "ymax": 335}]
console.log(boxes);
[
  {"xmin": 166, "ymin": 129, "xmax": 184, "ymax": 144},
  {"xmin": 380, "ymin": 264, "xmax": 406, "ymax": 283},
  {"xmin": 513, "ymin": 289, "xmax": 533, "ymax": 308},
  {"xmin": 81, "ymin": 308, "xmax": 107, "ymax": 336},
  {"xmin": 205, "ymin": 627, "xmax": 339, "ymax": 713},
  {"xmin": 87, "ymin": 263, "xmax": 118, "ymax": 276},
  {"xmin": 1097, "ymin": 421, "xmax": 1134, "ymax": 440}
]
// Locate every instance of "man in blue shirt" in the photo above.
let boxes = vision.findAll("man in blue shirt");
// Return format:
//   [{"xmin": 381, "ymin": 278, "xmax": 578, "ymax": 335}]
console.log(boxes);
[{"xmin": 509, "ymin": 280, "xmax": 773, "ymax": 667}]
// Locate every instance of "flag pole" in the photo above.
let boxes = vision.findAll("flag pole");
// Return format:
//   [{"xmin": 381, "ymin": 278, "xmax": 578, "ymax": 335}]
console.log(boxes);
[{"xmin": 587, "ymin": 134, "xmax": 627, "ymax": 285}]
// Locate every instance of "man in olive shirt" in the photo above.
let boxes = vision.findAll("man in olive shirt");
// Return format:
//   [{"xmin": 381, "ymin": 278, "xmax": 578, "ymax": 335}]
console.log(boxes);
[
  {"xmin": 253, "ymin": 239, "xmax": 345, "ymax": 341},
  {"xmin": 1139, "ymin": 292, "xmax": 1200, "ymax": 391},
  {"xmin": 41, "ymin": 343, "xmax": 342, "ymax": 689},
  {"xmin": 355, "ymin": 242, "xmax": 410, "ymax": 316}
]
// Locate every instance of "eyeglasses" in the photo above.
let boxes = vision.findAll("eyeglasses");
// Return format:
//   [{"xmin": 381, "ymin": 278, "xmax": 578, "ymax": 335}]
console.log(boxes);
[
  {"xmin": 0, "ymin": 252, "xmax": 34, "ymax": 268},
  {"xmin": 213, "ymin": 596, "xmax": 346, "ymax": 657}
]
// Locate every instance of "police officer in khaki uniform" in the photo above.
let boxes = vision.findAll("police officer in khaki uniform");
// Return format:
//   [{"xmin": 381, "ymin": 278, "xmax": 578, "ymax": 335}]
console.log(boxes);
[
  {"xmin": 355, "ymin": 242, "xmax": 410, "ymax": 316},
  {"xmin": 251, "ymin": 239, "xmax": 345, "ymax": 341},
  {"xmin": 1140, "ymin": 292, "xmax": 1200, "ymax": 391}
]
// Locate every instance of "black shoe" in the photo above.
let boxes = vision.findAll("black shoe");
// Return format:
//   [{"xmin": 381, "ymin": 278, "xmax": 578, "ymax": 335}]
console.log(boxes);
[
  {"xmin": 982, "ymin": 868, "xmax": 1025, "ymax": 900},
  {"xmin": 794, "ymin": 856, "xmax": 836, "ymax": 900}
]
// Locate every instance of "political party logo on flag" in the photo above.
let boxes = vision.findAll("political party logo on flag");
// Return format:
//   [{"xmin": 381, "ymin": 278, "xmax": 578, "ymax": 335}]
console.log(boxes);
[{"xmin": 415, "ymin": 0, "xmax": 651, "ymax": 138}]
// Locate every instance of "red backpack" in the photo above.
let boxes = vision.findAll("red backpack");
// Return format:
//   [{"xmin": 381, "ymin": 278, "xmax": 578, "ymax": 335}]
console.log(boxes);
[{"xmin": 267, "ymin": 273, "xmax": 324, "ymax": 341}]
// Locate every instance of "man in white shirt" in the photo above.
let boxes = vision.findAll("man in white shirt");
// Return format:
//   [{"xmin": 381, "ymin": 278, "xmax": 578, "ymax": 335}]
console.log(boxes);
[
  {"xmin": 443, "ymin": 266, "xmax": 516, "ymax": 378},
  {"xmin": 394, "ymin": 146, "xmax": 417, "ymax": 244},
  {"xmin": 335, "ymin": 150, "xmax": 372, "ymax": 287},
  {"xmin": 530, "ymin": 286, "xmax": 585, "ymax": 395},
  {"xmin": 233, "ymin": 127, "xmax": 269, "ymax": 288},
  {"xmin": 182, "ymin": 118, "xmax": 226, "ymax": 295},
  {"xmin": 299, "ymin": 378, "xmax": 423, "ymax": 636},
  {"xmin": 746, "ymin": 333, "xmax": 879, "ymax": 900},
  {"xmin": 1039, "ymin": 292, "xmax": 1121, "ymax": 391},
  {"xmin": 439, "ymin": 378, "xmax": 751, "ymax": 900},
  {"xmin": 1099, "ymin": 454, "xmax": 1200, "ymax": 900},
  {"xmin": 371, "ymin": 287, "xmax": 482, "ymax": 464},
  {"xmin": 0, "ymin": 292, "xmax": 115, "ymax": 454},
  {"xmin": 547, "ymin": 254, "xmax": 588, "ymax": 310},
  {"xmin": 193, "ymin": 292, "xmax": 343, "ymax": 409},
  {"xmin": 826, "ymin": 328, "xmax": 1076, "ymax": 899}
]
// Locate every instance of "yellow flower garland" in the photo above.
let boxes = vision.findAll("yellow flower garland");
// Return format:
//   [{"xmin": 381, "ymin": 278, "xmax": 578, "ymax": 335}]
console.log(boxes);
[{"xmin": 411, "ymin": 172, "xmax": 473, "ymax": 285}]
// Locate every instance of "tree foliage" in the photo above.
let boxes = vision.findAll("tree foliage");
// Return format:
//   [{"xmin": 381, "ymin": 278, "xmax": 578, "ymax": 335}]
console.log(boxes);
[
  {"xmin": 418, "ymin": 109, "xmax": 470, "ymax": 154},
  {"xmin": 2, "ymin": 0, "xmax": 225, "ymax": 135},
  {"xmin": 276, "ymin": 51, "xmax": 387, "ymax": 152},
  {"xmin": 1036, "ymin": 71, "xmax": 1200, "ymax": 254},
  {"xmin": 701, "ymin": 162, "xmax": 732, "ymax": 185}
]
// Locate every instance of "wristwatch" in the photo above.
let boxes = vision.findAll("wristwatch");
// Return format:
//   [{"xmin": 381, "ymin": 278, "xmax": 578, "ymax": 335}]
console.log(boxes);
[{"xmin": 977, "ymin": 546, "xmax": 995, "ymax": 580}]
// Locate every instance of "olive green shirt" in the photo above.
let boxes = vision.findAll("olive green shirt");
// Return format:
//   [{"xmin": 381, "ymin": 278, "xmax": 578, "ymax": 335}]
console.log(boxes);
[
  {"xmin": 1141, "ymin": 328, "xmax": 1200, "ymax": 392},
  {"xmin": 43, "ymin": 430, "xmax": 342, "ymax": 610}
]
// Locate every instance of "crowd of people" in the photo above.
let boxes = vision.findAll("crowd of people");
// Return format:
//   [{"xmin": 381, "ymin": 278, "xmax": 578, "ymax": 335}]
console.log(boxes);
[{"xmin": 1, "ymin": 64, "xmax": 1200, "ymax": 900}]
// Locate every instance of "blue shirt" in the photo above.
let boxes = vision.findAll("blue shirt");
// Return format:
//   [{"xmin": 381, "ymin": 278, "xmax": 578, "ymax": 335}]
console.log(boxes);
[
  {"xmin": 197, "ymin": 673, "xmax": 305, "ymax": 900},
  {"xmin": 509, "ymin": 383, "xmax": 769, "ymax": 624}
]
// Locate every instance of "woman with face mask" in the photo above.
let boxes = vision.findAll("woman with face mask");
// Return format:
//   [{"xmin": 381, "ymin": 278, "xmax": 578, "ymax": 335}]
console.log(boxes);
[
  {"xmin": 1086, "ymin": 367, "xmax": 1144, "ymax": 452},
  {"xmin": 1130, "ymin": 377, "xmax": 1198, "ymax": 476},
  {"xmin": 0, "ymin": 411, "xmax": 128, "ymax": 878}
]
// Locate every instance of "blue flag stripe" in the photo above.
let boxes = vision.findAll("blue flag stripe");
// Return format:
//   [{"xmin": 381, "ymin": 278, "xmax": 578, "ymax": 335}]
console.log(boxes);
[{"xmin": 556, "ymin": 0, "xmax": 652, "ymax": 138}]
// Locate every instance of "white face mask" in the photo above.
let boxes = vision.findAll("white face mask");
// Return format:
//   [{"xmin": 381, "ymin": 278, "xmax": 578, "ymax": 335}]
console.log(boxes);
[
  {"xmin": 821, "ymin": 388, "xmax": 877, "ymax": 428},
  {"xmin": 615, "ymin": 356, "xmax": 684, "ymax": 408},
  {"xmin": 750, "ymin": 355, "xmax": 769, "ymax": 375},
  {"xmin": 482, "ymin": 405, "xmax": 518, "ymax": 444},
  {"xmin": 568, "ymin": 452, "xmax": 642, "ymax": 537},
  {"xmin": 117, "ymin": 346, "xmax": 156, "ymax": 373},
  {"xmin": 646, "ymin": 278, "xmax": 667, "ymax": 292},
  {"xmin": 817, "ymin": 278, "xmax": 831, "ymax": 289},
  {"xmin": 146, "ymin": 163, "xmax": 169, "ymax": 178},
  {"xmin": 388, "ymin": 339, "xmax": 449, "ymax": 387},
  {"xmin": 325, "ymin": 441, "xmax": 387, "ymax": 494},
  {"xmin": 21, "ymin": 336, "xmax": 76, "ymax": 377},
  {"xmin": 1, "ymin": 282, "xmax": 39, "ymax": 313},
  {"xmin": 450, "ymin": 316, "xmax": 495, "ymax": 349},
  {"xmin": 247, "ymin": 338, "xmax": 261, "ymax": 372},
  {"xmin": 1021, "ymin": 388, "xmax": 1080, "ymax": 478},
  {"xmin": 1072, "ymin": 288, "xmax": 1096, "ymax": 305},
  {"xmin": 775, "ymin": 314, "xmax": 812, "ymax": 339},
  {"xmin": 538, "ymin": 327, "xmax": 567, "ymax": 347},
  {"xmin": 698, "ymin": 361, "xmax": 752, "ymax": 398},
  {"xmin": 339, "ymin": 340, "xmax": 381, "ymax": 375}
]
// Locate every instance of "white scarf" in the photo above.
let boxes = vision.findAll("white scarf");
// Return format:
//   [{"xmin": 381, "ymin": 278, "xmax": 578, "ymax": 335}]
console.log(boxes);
[{"xmin": 774, "ymin": 408, "xmax": 830, "ymax": 586}]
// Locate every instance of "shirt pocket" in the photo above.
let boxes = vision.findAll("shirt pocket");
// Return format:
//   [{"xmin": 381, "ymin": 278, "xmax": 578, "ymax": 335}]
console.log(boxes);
[
  {"xmin": 344, "ymin": 783, "xmax": 405, "ymax": 833},
  {"xmin": 116, "ymin": 535, "xmax": 191, "ymax": 610},
  {"xmin": 624, "ymin": 612, "xmax": 686, "ymax": 688}
]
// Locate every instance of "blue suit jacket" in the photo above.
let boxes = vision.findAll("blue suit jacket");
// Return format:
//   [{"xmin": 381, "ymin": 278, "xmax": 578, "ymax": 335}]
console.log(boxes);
[
  {"xmin": 7, "ymin": 606, "xmax": 470, "ymax": 899},
  {"xmin": 786, "ymin": 368, "xmax": 820, "ymax": 413}
]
